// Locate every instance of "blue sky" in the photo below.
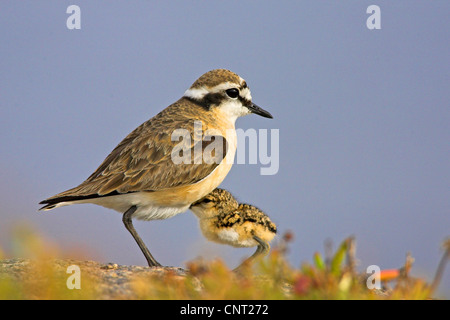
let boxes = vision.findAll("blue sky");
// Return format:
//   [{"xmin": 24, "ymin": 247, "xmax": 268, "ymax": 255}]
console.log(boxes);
[{"xmin": 0, "ymin": 1, "xmax": 449, "ymax": 295}]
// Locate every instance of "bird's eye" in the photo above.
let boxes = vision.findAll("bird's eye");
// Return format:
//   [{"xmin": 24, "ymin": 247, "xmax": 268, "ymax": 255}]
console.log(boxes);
[
  {"xmin": 202, "ymin": 198, "xmax": 213, "ymax": 203},
  {"xmin": 225, "ymin": 88, "xmax": 239, "ymax": 99}
]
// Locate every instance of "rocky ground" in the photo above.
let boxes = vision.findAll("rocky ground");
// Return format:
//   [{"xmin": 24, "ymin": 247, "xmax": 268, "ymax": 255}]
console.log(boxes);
[{"xmin": 0, "ymin": 258, "xmax": 189, "ymax": 299}]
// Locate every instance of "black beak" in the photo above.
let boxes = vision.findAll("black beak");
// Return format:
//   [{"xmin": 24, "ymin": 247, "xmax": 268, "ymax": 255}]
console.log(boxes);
[{"xmin": 248, "ymin": 103, "xmax": 273, "ymax": 119}]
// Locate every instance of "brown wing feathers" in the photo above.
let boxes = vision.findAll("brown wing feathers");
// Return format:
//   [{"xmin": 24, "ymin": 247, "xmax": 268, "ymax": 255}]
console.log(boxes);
[{"xmin": 39, "ymin": 98, "xmax": 227, "ymax": 209}]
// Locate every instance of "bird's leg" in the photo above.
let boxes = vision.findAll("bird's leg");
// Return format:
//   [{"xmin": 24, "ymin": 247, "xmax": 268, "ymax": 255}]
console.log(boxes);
[
  {"xmin": 249, "ymin": 235, "xmax": 270, "ymax": 260},
  {"xmin": 122, "ymin": 206, "xmax": 162, "ymax": 267},
  {"xmin": 234, "ymin": 236, "xmax": 270, "ymax": 271}
]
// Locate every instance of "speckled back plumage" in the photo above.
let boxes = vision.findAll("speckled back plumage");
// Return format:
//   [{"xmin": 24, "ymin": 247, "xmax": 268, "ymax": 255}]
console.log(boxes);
[{"xmin": 216, "ymin": 203, "xmax": 277, "ymax": 235}]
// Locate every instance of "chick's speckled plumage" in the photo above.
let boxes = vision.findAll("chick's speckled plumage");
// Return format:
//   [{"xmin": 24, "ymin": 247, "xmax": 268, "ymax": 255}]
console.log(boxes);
[{"xmin": 190, "ymin": 188, "xmax": 277, "ymax": 248}]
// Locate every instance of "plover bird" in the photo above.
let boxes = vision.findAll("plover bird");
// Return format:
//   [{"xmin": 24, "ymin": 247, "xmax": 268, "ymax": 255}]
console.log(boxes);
[
  {"xmin": 190, "ymin": 188, "xmax": 277, "ymax": 267},
  {"xmin": 39, "ymin": 69, "xmax": 272, "ymax": 267}
]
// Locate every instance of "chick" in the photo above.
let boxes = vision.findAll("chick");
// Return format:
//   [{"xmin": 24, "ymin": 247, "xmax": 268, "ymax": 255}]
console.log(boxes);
[{"xmin": 190, "ymin": 188, "xmax": 277, "ymax": 267}]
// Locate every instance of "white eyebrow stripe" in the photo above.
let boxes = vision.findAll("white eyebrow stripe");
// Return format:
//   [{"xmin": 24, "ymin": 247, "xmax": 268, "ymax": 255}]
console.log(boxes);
[
  {"xmin": 183, "ymin": 87, "xmax": 209, "ymax": 100},
  {"xmin": 184, "ymin": 82, "xmax": 252, "ymax": 101},
  {"xmin": 240, "ymin": 87, "xmax": 252, "ymax": 101}
]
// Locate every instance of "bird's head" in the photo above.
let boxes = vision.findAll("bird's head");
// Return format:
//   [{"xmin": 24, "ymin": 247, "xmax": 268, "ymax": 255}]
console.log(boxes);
[
  {"xmin": 183, "ymin": 69, "xmax": 273, "ymax": 124},
  {"xmin": 190, "ymin": 188, "xmax": 239, "ymax": 219}
]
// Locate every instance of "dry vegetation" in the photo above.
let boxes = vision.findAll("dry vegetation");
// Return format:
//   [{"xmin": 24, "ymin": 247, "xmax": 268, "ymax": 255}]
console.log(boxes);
[{"xmin": 0, "ymin": 226, "xmax": 448, "ymax": 300}]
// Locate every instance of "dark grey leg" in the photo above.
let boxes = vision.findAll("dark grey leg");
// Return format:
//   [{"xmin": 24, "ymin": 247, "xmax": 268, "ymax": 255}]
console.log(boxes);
[
  {"xmin": 249, "ymin": 235, "xmax": 270, "ymax": 259},
  {"xmin": 234, "ymin": 236, "xmax": 270, "ymax": 271},
  {"xmin": 122, "ymin": 206, "xmax": 162, "ymax": 267}
]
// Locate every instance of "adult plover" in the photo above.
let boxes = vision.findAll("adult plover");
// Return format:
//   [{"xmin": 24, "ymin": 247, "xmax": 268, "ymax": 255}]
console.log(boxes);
[{"xmin": 39, "ymin": 69, "xmax": 273, "ymax": 266}]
